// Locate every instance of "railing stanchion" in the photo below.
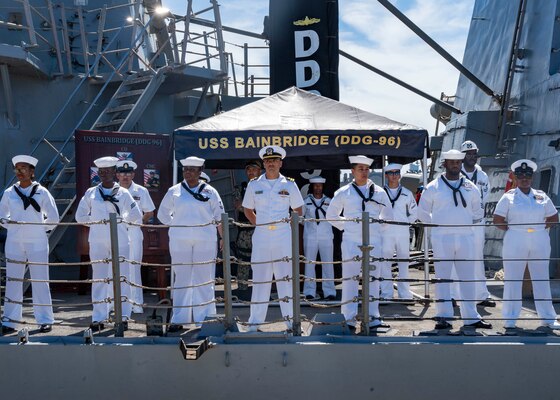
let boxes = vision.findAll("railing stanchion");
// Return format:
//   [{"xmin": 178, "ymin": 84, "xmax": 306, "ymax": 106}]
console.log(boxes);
[
  {"xmin": 221, "ymin": 214, "xmax": 234, "ymax": 330},
  {"xmin": 291, "ymin": 212, "xmax": 302, "ymax": 336},
  {"xmin": 109, "ymin": 213, "xmax": 124, "ymax": 337},
  {"xmin": 361, "ymin": 212, "xmax": 372, "ymax": 336}
]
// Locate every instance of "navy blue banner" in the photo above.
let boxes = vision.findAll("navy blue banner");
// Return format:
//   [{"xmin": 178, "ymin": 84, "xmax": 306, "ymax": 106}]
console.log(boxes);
[
  {"xmin": 174, "ymin": 129, "xmax": 427, "ymax": 169},
  {"xmin": 267, "ymin": 0, "xmax": 339, "ymax": 100}
]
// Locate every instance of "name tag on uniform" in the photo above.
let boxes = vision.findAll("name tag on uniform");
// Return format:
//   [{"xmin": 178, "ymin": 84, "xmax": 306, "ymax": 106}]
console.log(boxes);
[
  {"xmin": 255, "ymin": 190, "xmax": 263, "ymax": 194},
  {"xmin": 278, "ymin": 190, "xmax": 289, "ymax": 196}
]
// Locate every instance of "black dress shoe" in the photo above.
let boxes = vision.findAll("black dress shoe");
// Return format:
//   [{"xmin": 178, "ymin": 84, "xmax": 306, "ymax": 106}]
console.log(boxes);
[
  {"xmin": 324, "ymin": 295, "xmax": 336, "ymax": 301},
  {"xmin": 477, "ymin": 299, "xmax": 496, "ymax": 307},
  {"xmin": 465, "ymin": 320, "xmax": 492, "ymax": 329},
  {"xmin": 435, "ymin": 320, "xmax": 452, "ymax": 330},
  {"xmin": 305, "ymin": 295, "xmax": 316, "ymax": 300},
  {"xmin": 1, "ymin": 326, "xmax": 16, "ymax": 335},
  {"xmin": 89, "ymin": 322, "xmax": 105, "ymax": 330},
  {"xmin": 167, "ymin": 324, "xmax": 183, "ymax": 333},
  {"xmin": 39, "ymin": 324, "xmax": 52, "ymax": 333}
]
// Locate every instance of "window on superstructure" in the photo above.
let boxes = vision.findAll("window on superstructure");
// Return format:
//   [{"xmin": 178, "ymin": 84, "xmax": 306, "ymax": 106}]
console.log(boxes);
[
  {"xmin": 550, "ymin": 3, "xmax": 560, "ymax": 75},
  {"xmin": 537, "ymin": 168, "xmax": 553, "ymax": 194}
]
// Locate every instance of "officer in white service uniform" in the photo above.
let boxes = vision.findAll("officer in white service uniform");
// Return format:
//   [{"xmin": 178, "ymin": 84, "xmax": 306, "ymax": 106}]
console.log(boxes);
[
  {"xmin": 158, "ymin": 156, "xmax": 224, "ymax": 332},
  {"xmin": 302, "ymin": 176, "xmax": 336, "ymax": 301},
  {"xmin": 493, "ymin": 159, "xmax": 560, "ymax": 330},
  {"xmin": 381, "ymin": 163, "xmax": 417, "ymax": 300},
  {"xmin": 0, "ymin": 155, "xmax": 59, "ymax": 334},
  {"xmin": 116, "ymin": 160, "xmax": 155, "ymax": 314},
  {"xmin": 459, "ymin": 140, "xmax": 494, "ymax": 307},
  {"xmin": 76, "ymin": 156, "xmax": 142, "ymax": 329},
  {"xmin": 326, "ymin": 155, "xmax": 393, "ymax": 329},
  {"xmin": 242, "ymin": 146, "xmax": 304, "ymax": 331},
  {"xmin": 418, "ymin": 149, "xmax": 490, "ymax": 330}
]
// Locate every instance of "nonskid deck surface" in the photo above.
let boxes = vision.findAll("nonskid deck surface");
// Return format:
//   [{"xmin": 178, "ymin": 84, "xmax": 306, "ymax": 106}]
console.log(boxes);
[{"xmin": 3, "ymin": 268, "xmax": 560, "ymax": 340}]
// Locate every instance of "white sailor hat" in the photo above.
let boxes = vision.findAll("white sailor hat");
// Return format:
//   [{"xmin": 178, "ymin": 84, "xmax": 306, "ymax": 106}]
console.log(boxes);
[
  {"xmin": 180, "ymin": 156, "xmax": 205, "ymax": 167},
  {"xmin": 94, "ymin": 156, "xmax": 119, "ymax": 168},
  {"xmin": 511, "ymin": 159, "xmax": 537, "ymax": 174},
  {"xmin": 309, "ymin": 176, "xmax": 326, "ymax": 184},
  {"xmin": 200, "ymin": 171, "xmax": 211, "ymax": 183},
  {"xmin": 460, "ymin": 140, "xmax": 479, "ymax": 152},
  {"xmin": 116, "ymin": 160, "xmax": 137, "ymax": 172},
  {"xmin": 12, "ymin": 155, "xmax": 38, "ymax": 167},
  {"xmin": 349, "ymin": 155, "xmax": 373, "ymax": 167},
  {"xmin": 441, "ymin": 149, "xmax": 465, "ymax": 160},
  {"xmin": 384, "ymin": 163, "xmax": 402, "ymax": 172},
  {"xmin": 259, "ymin": 145, "xmax": 286, "ymax": 160}
]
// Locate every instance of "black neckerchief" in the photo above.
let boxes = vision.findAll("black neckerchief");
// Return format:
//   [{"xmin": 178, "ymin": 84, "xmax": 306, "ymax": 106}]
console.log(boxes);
[
  {"xmin": 461, "ymin": 168, "xmax": 478, "ymax": 185},
  {"xmin": 309, "ymin": 195, "xmax": 327, "ymax": 224},
  {"xmin": 383, "ymin": 185, "xmax": 403, "ymax": 208},
  {"xmin": 14, "ymin": 184, "xmax": 40, "ymax": 212},
  {"xmin": 352, "ymin": 183, "xmax": 384, "ymax": 211},
  {"xmin": 98, "ymin": 185, "xmax": 120, "ymax": 215},
  {"xmin": 440, "ymin": 176, "xmax": 467, "ymax": 208},
  {"xmin": 181, "ymin": 182, "xmax": 209, "ymax": 202}
]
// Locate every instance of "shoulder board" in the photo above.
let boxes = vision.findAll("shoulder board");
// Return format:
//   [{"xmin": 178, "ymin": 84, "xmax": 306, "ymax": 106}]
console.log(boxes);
[
  {"xmin": 507, "ymin": 189, "xmax": 516, "ymax": 194},
  {"xmin": 249, "ymin": 177, "xmax": 258, "ymax": 182},
  {"xmin": 286, "ymin": 177, "xmax": 295, "ymax": 182},
  {"xmin": 534, "ymin": 189, "xmax": 545, "ymax": 194}
]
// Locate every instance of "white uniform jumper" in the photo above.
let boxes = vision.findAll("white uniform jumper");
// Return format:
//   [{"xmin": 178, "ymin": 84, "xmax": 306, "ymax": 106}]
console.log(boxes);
[
  {"xmin": 242, "ymin": 174, "xmax": 304, "ymax": 329},
  {"xmin": 455, "ymin": 164, "xmax": 491, "ymax": 301},
  {"xmin": 326, "ymin": 180, "xmax": 393, "ymax": 327},
  {"xmin": 127, "ymin": 182, "xmax": 155, "ymax": 312},
  {"xmin": 158, "ymin": 181, "xmax": 224, "ymax": 326},
  {"xmin": 0, "ymin": 182, "xmax": 59, "ymax": 328},
  {"xmin": 381, "ymin": 185, "xmax": 417, "ymax": 299},
  {"xmin": 494, "ymin": 188, "xmax": 558, "ymax": 327},
  {"xmin": 418, "ymin": 176, "xmax": 483, "ymax": 325},
  {"xmin": 302, "ymin": 194, "xmax": 336, "ymax": 298},
  {"xmin": 76, "ymin": 184, "xmax": 141, "ymax": 323}
]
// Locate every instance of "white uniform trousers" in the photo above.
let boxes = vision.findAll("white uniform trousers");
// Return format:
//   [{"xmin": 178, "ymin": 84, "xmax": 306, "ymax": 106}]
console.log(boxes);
[
  {"xmin": 502, "ymin": 230, "xmax": 557, "ymax": 326},
  {"xmin": 2, "ymin": 238, "xmax": 54, "ymax": 328},
  {"xmin": 431, "ymin": 232, "xmax": 481, "ymax": 325},
  {"xmin": 341, "ymin": 238, "xmax": 383, "ymax": 327},
  {"xmin": 450, "ymin": 223, "xmax": 490, "ymax": 301},
  {"xmin": 249, "ymin": 228, "xmax": 293, "ymax": 330},
  {"xmin": 169, "ymin": 238, "xmax": 217, "ymax": 326},
  {"xmin": 90, "ymin": 242, "xmax": 132, "ymax": 323},
  {"xmin": 129, "ymin": 230, "xmax": 144, "ymax": 312},
  {"xmin": 303, "ymin": 237, "xmax": 336, "ymax": 298},
  {"xmin": 380, "ymin": 233, "xmax": 413, "ymax": 299}
]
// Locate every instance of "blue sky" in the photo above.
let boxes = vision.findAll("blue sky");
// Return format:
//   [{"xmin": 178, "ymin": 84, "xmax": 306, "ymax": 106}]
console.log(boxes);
[{"xmin": 165, "ymin": 0, "xmax": 475, "ymax": 134}]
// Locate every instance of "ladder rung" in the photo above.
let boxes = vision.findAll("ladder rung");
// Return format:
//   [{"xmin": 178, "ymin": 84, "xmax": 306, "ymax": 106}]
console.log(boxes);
[
  {"xmin": 94, "ymin": 119, "xmax": 125, "ymax": 129},
  {"xmin": 53, "ymin": 183, "xmax": 76, "ymax": 189},
  {"xmin": 116, "ymin": 89, "xmax": 144, "ymax": 99},
  {"xmin": 55, "ymin": 198, "xmax": 74, "ymax": 205},
  {"xmin": 124, "ymin": 75, "xmax": 153, "ymax": 85},
  {"xmin": 62, "ymin": 167, "xmax": 76, "ymax": 173},
  {"xmin": 106, "ymin": 104, "xmax": 134, "ymax": 113}
]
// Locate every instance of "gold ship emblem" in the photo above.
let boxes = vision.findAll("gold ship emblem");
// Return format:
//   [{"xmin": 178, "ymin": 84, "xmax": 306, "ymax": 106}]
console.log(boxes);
[{"xmin": 293, "ymin": 16, "xmax": 321, "ymax": 26}]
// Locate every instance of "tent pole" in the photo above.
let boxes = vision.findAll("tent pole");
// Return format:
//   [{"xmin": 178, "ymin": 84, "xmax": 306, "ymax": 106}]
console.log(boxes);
[{"xmin": 421, "ymin": 141, "xmax": 430, "ymax": 299}]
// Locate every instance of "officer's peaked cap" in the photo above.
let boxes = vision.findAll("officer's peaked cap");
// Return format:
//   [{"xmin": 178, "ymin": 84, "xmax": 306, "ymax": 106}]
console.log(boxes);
[
  {"xmin": 259, "ymin": 146, "xmax": 286, "ymax": 160},
  {"xmin": 511, "ymin": 159, "xmax": 537, "ymax": 174},
  {"xmin": 116, "ymin": 160, "xmax": 137, "ymax": 172}
]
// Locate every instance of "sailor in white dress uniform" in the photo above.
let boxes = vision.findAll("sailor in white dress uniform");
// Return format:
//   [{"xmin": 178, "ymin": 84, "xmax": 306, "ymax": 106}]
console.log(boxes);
[
  {"xmin": 76, "ymin": 156, "xmax": 142, "ymax": 327},
  {"xmin": 0, "ymin": 155, "xmax": 58, "ymax": 334},
  {"xmin": 456, "ymin": 140, "xmax": 494, "ymax": 306},
  {"xmin": 302, "ymin": 176, "xmax": 336, "ymax": 300},
  {"xmin": 116, "ymin": 160, "xmax": 155, "ymax": 314},
  {"xmin": 242, "ymin": 146, "xmax": 304, "ymax": 331},
  {"xmin": 326, "ymin": 155, "xmax": 393, "ymax": 329},
  {"xmin": 493, "ymin": 159, "xmax": 560, "ymax": 329},
  {"xmin": 380, "ymin": 163, "xmax": 417, "ymax": 300},
  {"xmin": 158, "ymin": 156, "xmax": 224, "ymax": 332},
  {"xmin": 418, "ymin": 150, "xmax": 491, "ymax": 329}
]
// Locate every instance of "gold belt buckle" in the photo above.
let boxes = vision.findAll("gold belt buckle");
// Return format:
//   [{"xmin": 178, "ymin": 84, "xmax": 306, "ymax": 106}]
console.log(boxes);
[{"xmin": 268, "ymin": 225, "xmax": 277, "ymax": 230}]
